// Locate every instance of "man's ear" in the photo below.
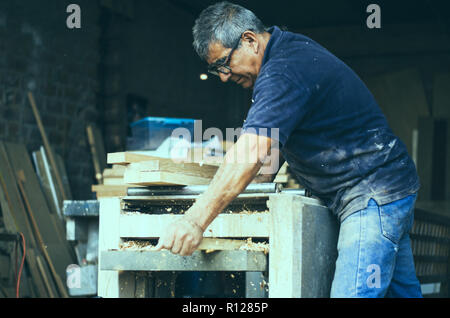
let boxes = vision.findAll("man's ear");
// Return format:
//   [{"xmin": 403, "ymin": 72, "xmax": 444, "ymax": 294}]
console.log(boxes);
[{"xmin": 242, "ymin": 31, "xmax": 259, "ymax": 53}]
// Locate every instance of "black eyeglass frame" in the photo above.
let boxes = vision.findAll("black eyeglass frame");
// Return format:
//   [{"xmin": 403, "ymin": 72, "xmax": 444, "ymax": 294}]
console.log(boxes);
[{"xmin": 207, "ymin": 33, "xmax": 244, "ymax": 76}]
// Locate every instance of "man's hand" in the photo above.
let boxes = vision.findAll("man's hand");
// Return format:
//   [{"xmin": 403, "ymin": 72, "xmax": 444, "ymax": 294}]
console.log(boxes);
[{"xmin": 154, "ymin": 216, "xmax": 204, "ymax": 256}]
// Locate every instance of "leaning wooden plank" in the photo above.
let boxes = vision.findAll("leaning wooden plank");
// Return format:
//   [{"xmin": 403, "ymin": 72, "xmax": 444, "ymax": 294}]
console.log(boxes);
[
  {"xmin": 55, "ymin": 153, "xmax": 73, "ymax": 200},
  {"xmin": 16, "ymin": 170, "xmax": 68, "ymax": 298},
  {"xmin": 122, "ymin": 238, "xmax": 268, "ymax": 253},
  {"xmin": 87, "ymin": 124, "xmax": 107, "ymax": 184},
  {"xmin": 100, "ymin": 250, "xmax": 267, "ymax": 272},
  {"xmin": 5, "ymin": 143, "xmax": 75, "ymax": 285},
  {"xmin": 27, "ymin": 92, "xmax": 67, "ymax": 200},
  {"xmin": 33, "ymin": 150, "xmax": 60, "ymax": 217},
  {"xmin": 24, "ymin": 249, "xmax": 49, "ymax": 298},
  {"xmin": 119, "ymin": 212, "xmax": 270, "ymax": 238},
  {"xmin": 0, "ymin": 143, "xmax": 48, "ymax": 297},
  {"xmin": 35, "ymin": 254, "xmax": 57, "ymax": 298}
]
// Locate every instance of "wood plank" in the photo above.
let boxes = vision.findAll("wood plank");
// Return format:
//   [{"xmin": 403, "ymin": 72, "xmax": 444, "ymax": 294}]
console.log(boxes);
[
  {"xmin": 0, "ymin": 143, "xmax": 50, "ymax": 297},
  {"xmin": 124, "ymin": 171, "xmax": 212, "ymax": 186},
  {"xmin": 103, "ymin": 178, "xmax": 126, "ymax": 185},
  {"xmin": 268, "ymin": 194, "xmax": 338, "ymax": 298},
  {"xmin": 119, "ymin": 212, "xmax": 270, "ymax": 238},
  {"xmin": 86, "ymin": 124, "xmax": 107, "ymax": 184},
  {"xmin": 128, "ymin": 160, "xmax": 218, "ymax": 177},
  {"xmin": 107, "ymin": 152, "xmax": 162, "ymax": 165},
  {"xmin": 103, "ymin": 165, "xmax": 126, "ymax": 178},
  {"xmin": 16, "ymin": 170, "xmax": 68, "ymax": 298},
  {"xmin": 268, "ymin": 194, "xmax": 303, "ymax": 298},
  {"xmin": 4, "ymin": 143, "xmax": 75, "ymax": 285},
  {"xmin": 92, "ymin": 184, "xmax": 129, "ymax": 197},
  {"xmin": 27, "ymin": 92, "xmax": 67, "ymax": 201},
  {"xmin": 100, "ymin": 250, "xmax": 267, "ymax": 271},
  {"xmin": 32, "ymin": 149, "xmax": 60, "ymax": 217},
  {"xmin": 24, "ymin": 249, "xmax": 49, "ymax": 298},
  {"xmin": 55, "ymin": 153, "xmax": 73, "ymax": 199},
  {"xmin": 35, "ymin": 254, "xmax": 57, "ymax": 298},
  {"xmin": 98, "ymin": 197, "xmax": 121, "ymax": 298}
]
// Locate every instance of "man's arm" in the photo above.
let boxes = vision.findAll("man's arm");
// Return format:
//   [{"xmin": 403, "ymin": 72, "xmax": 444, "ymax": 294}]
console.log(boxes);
[{"xmin": 155, "ymin": 132, "xmax": 276, "ymax": 256}]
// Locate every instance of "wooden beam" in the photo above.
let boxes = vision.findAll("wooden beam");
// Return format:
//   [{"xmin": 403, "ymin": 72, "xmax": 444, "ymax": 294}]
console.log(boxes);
[
  {"xmin": 124, "ymin": 171, "xmax": 212, "ymax": 186},
  {"xmin": 100, "ymin": 250, "xmax": 267, "ymax": 272},
  {"xmin": 86, "ymin": 124, "xmax": 107, "ymax": 184},
  {"xmin": 119, "ymin": 212, "xmax": 270, "ymax": 238},
  {"xmin": 107, "ymin": 152, "xmax": 162, "ymax": 165},
  {"xmin": 16, "ymin": 170, "xmax": 69, "ymax": 298},
  {"xmin": 123, "ymin": 160, "xmax": 218, "ymax": 186},
  {"xmin": 98, "ymin": 197, "xmax": 121, "ymax": 298}
]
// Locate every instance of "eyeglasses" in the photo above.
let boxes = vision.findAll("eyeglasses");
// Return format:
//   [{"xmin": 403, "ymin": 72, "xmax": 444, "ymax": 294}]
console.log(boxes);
[{"xmin": 207, "ymin": 34, "xmax": 243, "ymax": 76}]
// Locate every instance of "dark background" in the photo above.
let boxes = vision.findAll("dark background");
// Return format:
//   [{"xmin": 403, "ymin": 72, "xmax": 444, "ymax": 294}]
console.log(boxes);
[{"xmin": 0, "ymin": 0, "xmax": 449, "ymax": 199}]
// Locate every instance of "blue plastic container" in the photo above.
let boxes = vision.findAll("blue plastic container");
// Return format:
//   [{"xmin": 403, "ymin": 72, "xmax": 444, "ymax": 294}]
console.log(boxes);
[{"xmin": 128, "ymin": 116, "xmax": 196, "ymax": 150}]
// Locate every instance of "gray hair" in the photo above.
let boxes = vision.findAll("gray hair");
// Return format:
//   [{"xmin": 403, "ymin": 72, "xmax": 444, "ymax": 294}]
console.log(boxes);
[{"xmin": 192, "ymin": 1, "xmax": 266, "ymax": 61}]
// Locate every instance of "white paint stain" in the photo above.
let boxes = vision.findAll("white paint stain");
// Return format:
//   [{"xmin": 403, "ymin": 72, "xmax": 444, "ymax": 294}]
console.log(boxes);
[
  {"xmin": 375, "ymin": 143, "xmax": 384, "ymax": 150},
  {"xmin": 388, "ymin": 140, "xmax": 397, "ymax": 148}
]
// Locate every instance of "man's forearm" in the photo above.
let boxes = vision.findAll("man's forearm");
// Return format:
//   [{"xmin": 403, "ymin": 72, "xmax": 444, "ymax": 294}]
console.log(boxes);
[{"xmin": 184, "ymin": 154, "xmax": 263, "ymax": 231}]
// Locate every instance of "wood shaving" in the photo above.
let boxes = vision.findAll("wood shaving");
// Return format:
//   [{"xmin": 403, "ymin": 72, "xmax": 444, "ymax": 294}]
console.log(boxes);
[
  {"xmin": 239, "ymin": 238, "xmax": 269, "ymax": 254},
  {"xmin": 120, "ymin": 240, "xmax": 157, "ymax": 251}
]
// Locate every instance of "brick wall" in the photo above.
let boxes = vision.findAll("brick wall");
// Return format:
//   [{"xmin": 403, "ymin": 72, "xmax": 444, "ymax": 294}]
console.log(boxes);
[{"xmin": 0, "ymin": 0, "xmax": 101, "ymax": 199}]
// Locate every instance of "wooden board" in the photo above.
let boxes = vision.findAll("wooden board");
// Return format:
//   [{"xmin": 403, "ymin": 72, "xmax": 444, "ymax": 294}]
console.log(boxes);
[
  {"xmin": 92, "ymin": 184, "xmax": 129, "ymax": 197},
  {"xmin": 4, "ymin": 143, "xmax": 75, "ymax": 286},
  {"xmin": 0, "ymin": 142, "xmax": 49, "ymax": 297},
  {"xmin": 33, "ymin": 150, "xmax": 60, "ymax": 217},
  {"xmin": 103, "ymin": 165, "xmax": 126, "ymax": 178},
  {"xmin": 55, "ymin": 153, "xmax": 73, "ymax": 200},
  {"xmin": 124, "ymin": 160, "xmax": 218, "ymax": 186},
  {"xmin": 27, "ymin": 92, "xmax": 67, "ymax": 201},
  {"xmin": 87, "ymin": 124, "xmax": 107, "ymax": 184},
  {"xmin": 119, "ymin": 212, "xmax": 270, "ymax": 238},
  {"xmin": 100, "ymin": 250, "xmax": 267, "ymax": 272},
  {"xmin": 107, "ymin": 152, "xmax": 161, "ymax": 165}
]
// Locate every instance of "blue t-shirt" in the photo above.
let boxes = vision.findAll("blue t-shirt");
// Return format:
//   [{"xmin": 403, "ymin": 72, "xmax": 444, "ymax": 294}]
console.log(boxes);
[{"xmin": 243, "ymin": 26, "xmax": 420, "ymax": 221}]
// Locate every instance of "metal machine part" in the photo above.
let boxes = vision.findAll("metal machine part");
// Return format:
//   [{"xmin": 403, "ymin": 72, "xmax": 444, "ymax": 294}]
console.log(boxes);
[{"xmin": 127, "ymin": 182, "xmax": 309, "ymax": 197}]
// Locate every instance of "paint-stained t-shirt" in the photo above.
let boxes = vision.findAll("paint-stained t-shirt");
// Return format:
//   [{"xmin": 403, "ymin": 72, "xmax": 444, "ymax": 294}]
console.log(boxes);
[{"xmin": 242, "ymin": 26, "xmax": 420, "ymax": 221}]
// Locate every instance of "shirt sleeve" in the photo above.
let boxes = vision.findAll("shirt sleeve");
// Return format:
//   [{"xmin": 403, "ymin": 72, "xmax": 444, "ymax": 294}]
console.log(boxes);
[{"xmin": 242, "ymin": 72, "xmax": 311, "ymax": 145}]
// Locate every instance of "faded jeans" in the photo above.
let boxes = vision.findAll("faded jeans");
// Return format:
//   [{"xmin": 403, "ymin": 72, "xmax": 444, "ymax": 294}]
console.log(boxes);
[{"xmin": 330, "ymin": 194, "xmax": 422, "ymax": 298}]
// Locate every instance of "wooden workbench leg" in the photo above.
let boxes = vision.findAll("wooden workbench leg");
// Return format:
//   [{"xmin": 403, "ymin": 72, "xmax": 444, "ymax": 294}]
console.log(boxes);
[
  {"xmin": 98, "ymin": 197, "xmax": 123, "ymax": 297},
  {"xmin": 268, "ymin": 194, "xmax": 303, "ymax": 298}
]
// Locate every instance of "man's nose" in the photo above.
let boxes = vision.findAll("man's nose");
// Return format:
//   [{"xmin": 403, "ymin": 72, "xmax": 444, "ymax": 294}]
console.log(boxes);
[{"xmin": 219, "ymin": 72, "xmax": 231, "ymax": 83}]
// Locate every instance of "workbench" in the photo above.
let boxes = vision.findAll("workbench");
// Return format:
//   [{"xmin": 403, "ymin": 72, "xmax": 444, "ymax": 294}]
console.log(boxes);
[{"xmin": 97, "ymin": 187, "xmax": 339, "ymax": 298}]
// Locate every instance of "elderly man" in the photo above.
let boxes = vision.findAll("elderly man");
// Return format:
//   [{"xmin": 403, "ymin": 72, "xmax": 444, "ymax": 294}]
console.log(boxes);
[{"xmin": 156, "ymin": 2, "xmax": 422, "ymax": 298}]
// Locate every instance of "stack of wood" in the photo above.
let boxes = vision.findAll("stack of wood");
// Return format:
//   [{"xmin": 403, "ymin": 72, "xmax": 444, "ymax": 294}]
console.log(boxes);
[
  {"xmin": 112, "ymin": 152, "xmax": 218, "ymax": 186},
  {"xmin": 0, "ymin": 141, "xmax": 76, "ymax": 298},
  {"xmin": 92, "ymin": 165, "xmax": 129, "ymax": 198},
  {"xmin": 92, "ymin": 151, "xmax": 220, "ymax": 197}
]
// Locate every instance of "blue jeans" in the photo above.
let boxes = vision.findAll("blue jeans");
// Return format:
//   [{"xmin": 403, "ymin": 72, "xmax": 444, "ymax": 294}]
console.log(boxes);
[{"xmin": 330, "ymin": 194, "xmax": 422, "ymax": 298}]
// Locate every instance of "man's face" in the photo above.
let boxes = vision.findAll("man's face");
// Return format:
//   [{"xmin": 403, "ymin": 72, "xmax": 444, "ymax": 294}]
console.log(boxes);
[{"xmin": 207, "ymin": 35, "xmax": 261, "ymax": 89}]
